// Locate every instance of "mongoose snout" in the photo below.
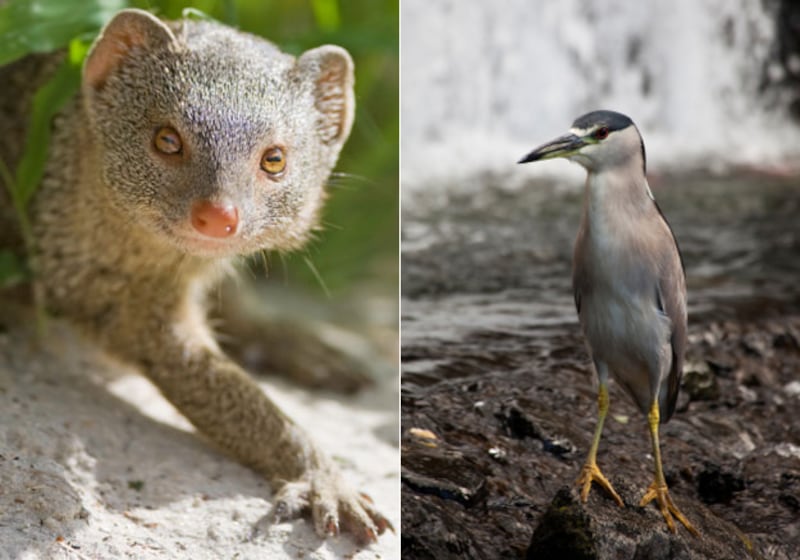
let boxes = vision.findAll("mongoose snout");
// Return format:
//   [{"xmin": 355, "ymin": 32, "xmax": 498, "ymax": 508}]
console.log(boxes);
[{"xmin": 190, "ymin": 199, "xmax": 239, "ymax": 237}]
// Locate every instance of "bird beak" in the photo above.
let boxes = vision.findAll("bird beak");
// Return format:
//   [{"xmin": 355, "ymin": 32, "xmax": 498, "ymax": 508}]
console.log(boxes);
[{"xmin": 517, "ymin": 133, "xmax": 587, "ymax": 164}]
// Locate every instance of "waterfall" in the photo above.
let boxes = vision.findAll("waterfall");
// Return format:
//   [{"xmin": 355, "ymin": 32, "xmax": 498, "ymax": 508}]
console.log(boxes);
[{"xmin": 401, "ymin": 0, "xmax": 800, "ymax": 191}]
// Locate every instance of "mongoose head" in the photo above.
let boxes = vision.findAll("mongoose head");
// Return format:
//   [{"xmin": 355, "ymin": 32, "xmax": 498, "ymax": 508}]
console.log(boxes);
[{"xmin": 81, "ymin": 9, "xmax": 355, "ymax": 258}]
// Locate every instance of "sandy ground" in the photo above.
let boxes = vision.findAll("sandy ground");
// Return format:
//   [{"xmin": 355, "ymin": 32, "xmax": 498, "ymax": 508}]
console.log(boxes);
[{"xmin": 0, "ymin": 312, "xmax": 399, "ymax": 559}]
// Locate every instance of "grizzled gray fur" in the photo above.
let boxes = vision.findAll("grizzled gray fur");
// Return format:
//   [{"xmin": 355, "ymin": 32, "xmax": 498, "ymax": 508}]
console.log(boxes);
[{"xmin": 0, "ymin": 9, "xmax": 389, "ymax": 544}]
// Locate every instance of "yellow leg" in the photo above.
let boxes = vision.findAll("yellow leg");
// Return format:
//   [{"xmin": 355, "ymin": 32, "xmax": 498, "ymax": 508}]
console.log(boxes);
[
  {"xmin": 639, "ymin": 400, "xmax": 700, "ymax": 536},
  {"xmin": 575, "ymin": 383, "xmax": 623, "ymax": 506}
]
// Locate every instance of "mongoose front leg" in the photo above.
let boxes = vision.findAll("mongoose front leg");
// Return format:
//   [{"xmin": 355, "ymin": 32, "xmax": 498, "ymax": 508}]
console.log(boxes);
[{"xmin": 123, "ymin": 314, "xmax": 391, "ymax": 543}]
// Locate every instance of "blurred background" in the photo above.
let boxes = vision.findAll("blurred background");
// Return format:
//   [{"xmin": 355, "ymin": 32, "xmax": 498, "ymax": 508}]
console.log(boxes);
[{"xmin": 402, "ymin": 0, "xmax": 800, "ymax": 191}]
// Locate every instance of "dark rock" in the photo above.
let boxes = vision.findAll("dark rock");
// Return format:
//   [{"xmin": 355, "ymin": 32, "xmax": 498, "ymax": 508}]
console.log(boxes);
[
  {"xmin": 706, "ymin": 357, "xmax": 735, "ymax": 377},
  {"xmin": 402, "ymin": 444, "xmax": 487, "ymax": 507},
  {"xmin": 778, "ymin": 472, "xmax": 800, "ymax": 512},
  {"xmin": 498, "ymin": 403, "xmax": 541, "ymax": 440},
  {"xmin": 682, "ymin": 361, "xmax": 721, "ymax": 401},
  {"xmin": 778, "ymin": 493, "xmax": 799, "ymax": 512},
  {"xmin": 402, "ymin": 316, "xmax": 800, "ymax": 559},
  {"xmin": 741, "ymin": 333, "xmax": 770, "ymax": 358},
  {"xmin": 772, "ymin": 331, "xmax": 799, "ymax": 351},
  {"xmin": 542, "ymin": 436, "xmax": 575, "ymax": 458},
  {"xmin": 525, "ymin": 488, "xmax": 596, "ymax": 560},
  {"xmin": 696, "ymin": 463, "xmax": 745, "ymax": 504},
  {"xmin": 496, "ymin": 400, "xmax": 577, "ymax": 459},
  {"xmin": 527, "ymin": 485, "xmax": 757, "ymax": 560},
  {"xmin": 402, "ymin": 493, "xmax": 495, "ymax": 559}
]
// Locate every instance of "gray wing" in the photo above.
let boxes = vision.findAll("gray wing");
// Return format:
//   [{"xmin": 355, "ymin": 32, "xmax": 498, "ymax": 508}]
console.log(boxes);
[
  {"xmin": 655, "ymin": 205, "xmax": 687, "ymax": 423},
  {"xmin": 572, "ymin": 221, "xmax": 588, "ymax": 319}
]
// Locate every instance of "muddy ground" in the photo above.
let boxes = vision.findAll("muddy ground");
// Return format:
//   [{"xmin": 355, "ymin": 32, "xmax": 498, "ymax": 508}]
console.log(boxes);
[{"xmin": 400, "ymin": 172, "xmax": 800, "ymax": 559}]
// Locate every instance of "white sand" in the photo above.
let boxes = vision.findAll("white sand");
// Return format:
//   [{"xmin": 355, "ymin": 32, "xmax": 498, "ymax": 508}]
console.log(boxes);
[{"xmin": 0, "ymin": 315, "xmax": 399, "ymax": 559}]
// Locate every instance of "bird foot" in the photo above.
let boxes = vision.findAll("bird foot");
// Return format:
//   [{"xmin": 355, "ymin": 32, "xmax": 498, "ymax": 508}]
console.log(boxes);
[
  {"xmin": 575, "ymin": 461, "xmax": 624, "ymax": 507},
  {"xmin": 639, "ymin": 481, "xmax": 700, "ymax": 537}
]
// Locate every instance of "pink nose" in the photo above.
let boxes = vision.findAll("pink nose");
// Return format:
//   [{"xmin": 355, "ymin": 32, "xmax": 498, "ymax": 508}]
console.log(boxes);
[{"xmin": 191, "ymin": 200, "xmax": 239, "ymax": 238}]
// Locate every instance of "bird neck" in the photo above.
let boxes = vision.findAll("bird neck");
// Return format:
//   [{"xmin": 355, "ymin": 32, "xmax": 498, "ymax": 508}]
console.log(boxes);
[{"xmin": 583, "ymin": 167, "xmax": 656, "ymax": 236}]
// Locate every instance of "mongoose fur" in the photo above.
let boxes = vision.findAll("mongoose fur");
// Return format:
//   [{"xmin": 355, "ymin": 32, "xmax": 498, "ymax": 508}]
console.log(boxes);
[{"xmin": 0, "ymin": 9, "xmax": 390, "ymax": 543}]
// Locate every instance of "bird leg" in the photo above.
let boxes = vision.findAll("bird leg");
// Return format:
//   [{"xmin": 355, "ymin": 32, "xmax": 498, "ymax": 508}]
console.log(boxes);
[
  {"xmin": 576, "ymin": 383, "xmax": 624, "ymax": 506},
  {"xmin": 639, "ymin": 400, "xmax": 700, "ymax": 536}
]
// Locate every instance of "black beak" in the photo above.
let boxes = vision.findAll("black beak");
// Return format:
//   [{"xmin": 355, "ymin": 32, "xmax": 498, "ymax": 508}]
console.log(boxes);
[{"xmin": 517, "ymin": 133, "xmax": 587, "ymax": 164}]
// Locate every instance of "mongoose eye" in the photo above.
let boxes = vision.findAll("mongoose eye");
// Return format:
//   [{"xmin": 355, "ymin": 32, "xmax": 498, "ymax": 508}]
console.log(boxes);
[
  {"xmin": 260, "ymin": 146, "xmax": 286, "ymax": 176},
  {"xmin": 154, "ymin": 126, "xmax": 182, "ymax": 155}
]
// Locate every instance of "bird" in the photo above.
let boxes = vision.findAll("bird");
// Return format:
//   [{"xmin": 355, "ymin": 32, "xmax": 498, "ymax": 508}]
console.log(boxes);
[{"xmin": 517, "ymin": 110, "xmax": 698, "ymax": 536}]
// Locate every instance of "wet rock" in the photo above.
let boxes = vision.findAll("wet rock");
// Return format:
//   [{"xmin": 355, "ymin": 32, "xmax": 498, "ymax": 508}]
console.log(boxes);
[
  {"xmin": 496, "ymin": 400, "xmax": 577, "ymax": 459},
  {"xmin": 696, "ymin": 463, "xmax": 745, "ymax": 504},
  {"xmin": 740, "ymin": 332, "xmax": 770, "ymax": 358},
  {"xmin": 682, "ymin": 361, "xmax": 720, "ymax": 401},
  {"xmin": 497, "ymin": 403, "xmax": 540, "ymax": 440},
  {"xmin": 402, "ymin": 492, "xmax": 509, "ymax": 559},
  {"xmin": 401, "ymin": 443, "xmax": 487, "ymax": 507},
  {"xmin": 526, "ymin": 488, "xmax": 596, "ymax": 560},
  {"xmin": 772, "ymin": 330, "xmax": 799, "ymax": 351},
  {"xmin": 705, "ymin": 356, "xmax": 735, "ymax": 377},
  {"xmin": 778, "ymin": 493, "xmax": 800, "ymax": 512},
  {"xmin": 527, "ymin": 486, "xmax": 757, "ymax": 560}
]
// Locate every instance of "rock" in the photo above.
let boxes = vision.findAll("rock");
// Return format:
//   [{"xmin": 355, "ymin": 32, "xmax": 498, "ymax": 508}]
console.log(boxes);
[
  {"xmin": 401, "ymin": 442, "xmax": 487, "ymax": 507},
  {"xmin": 682, "ymin": 361, "xmax": 721, "ymax": 402},
  {"xmin": 696, "ymin": 463, "xmax": 745, "ymax": 504},
  {"xmin": 527, "ymin": 486, "xmax": 758, "ymax": 560},
  {"xmin": 401, "ymin": 313, "xmax": 800, "ymax": 558},
  {"xmin": 496, "ymin": 400, "xmax": 577, "ymax": 460}
]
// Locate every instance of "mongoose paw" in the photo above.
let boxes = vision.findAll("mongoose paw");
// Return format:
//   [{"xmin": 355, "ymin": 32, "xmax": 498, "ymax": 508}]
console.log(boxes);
[
  {"xmin": 272, "ymin": 475, "xmax": 393, "ymax": 545},
  {"xmin": 272, "ymin": 480, "xmax": 311, "ymax": 520}
]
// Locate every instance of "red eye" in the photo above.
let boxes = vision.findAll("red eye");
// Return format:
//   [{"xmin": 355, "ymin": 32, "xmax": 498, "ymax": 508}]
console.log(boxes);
[{"xmin": 594, "ymin": 127, "xmax": 609, "ymax": 140}]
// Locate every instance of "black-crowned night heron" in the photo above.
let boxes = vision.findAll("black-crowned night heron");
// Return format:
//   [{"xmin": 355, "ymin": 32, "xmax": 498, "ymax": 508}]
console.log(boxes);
[{"xmin": 517, "ymin": 110, "xmax": 698, "ymax": 536}]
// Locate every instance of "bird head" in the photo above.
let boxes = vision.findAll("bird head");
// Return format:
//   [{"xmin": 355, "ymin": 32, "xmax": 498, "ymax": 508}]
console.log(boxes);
[{"xmin": 518, "ymin": 110, "xmax": 645, "ymax": 173}]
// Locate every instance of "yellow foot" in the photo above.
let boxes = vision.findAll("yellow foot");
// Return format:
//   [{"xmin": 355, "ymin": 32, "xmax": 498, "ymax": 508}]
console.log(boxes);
[
  {"xmin": 639, "ymin": 481, "xmax": 700, "ymax": 537},
  {"xmin": 575, "ymin": 461, "xmax": 624, "ymax": 507}
]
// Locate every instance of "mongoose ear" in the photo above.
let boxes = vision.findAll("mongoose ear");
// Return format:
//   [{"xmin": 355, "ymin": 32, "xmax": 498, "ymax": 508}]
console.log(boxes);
[
  {"xmin": 296, "ymin": 45, "xmax": 355, "ymax": 146},
  {"xmin": 84, "ymin": 9, "xmax": 177, "ymax": 91}
]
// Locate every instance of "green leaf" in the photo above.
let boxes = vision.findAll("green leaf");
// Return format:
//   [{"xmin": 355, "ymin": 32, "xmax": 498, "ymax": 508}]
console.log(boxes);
[
  {"xmin": 0, "ymin": 0, "xmax": 126, "ymax": 66},
  {"xmin": 14, "ymin": 51, "xmax": 83, "ymax": 209}
]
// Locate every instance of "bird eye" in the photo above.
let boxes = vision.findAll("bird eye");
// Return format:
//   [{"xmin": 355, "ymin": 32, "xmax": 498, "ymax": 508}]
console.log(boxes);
[
  {"xmin": 261, "ymin": 146, "xmax": 286, "ymax": 176},
  {"xmin": 593, "ymin": 127, "xmax": 609, "ymax": 140},
  {"xmin": 154, "ymin": 126, "xmax": 182, "ymax": 155}
]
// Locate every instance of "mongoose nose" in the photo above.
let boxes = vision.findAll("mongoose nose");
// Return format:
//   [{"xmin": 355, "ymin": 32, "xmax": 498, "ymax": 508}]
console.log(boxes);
[{"xmin": 190, "ymin": 200, "xmax": 239, "ymax": 238}]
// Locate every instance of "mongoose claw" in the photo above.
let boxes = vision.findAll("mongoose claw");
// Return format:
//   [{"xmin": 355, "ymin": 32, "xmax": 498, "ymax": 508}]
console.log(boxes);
[
  {"xmin": 272, "ymin": 481, "xmax": 310, "ymax": 521},
  {"xmin": 272, "ymin": 474, "xmax": 393, "ymax": 545},
  {"xmin": 338, "ymin": 490, "xmax": 394, "ymax": 544}
]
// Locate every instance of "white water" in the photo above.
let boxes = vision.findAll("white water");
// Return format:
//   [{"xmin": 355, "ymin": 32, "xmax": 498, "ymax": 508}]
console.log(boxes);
[{"xmin": 401, "ymin": 0, "xmax": 800, "ymax": 192}]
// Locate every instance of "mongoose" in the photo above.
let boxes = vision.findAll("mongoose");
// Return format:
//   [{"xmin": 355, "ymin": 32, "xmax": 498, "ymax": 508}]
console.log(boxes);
[{"xmin": 0, "ymin": 9, "xmax": 391, "ymax": 543}]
